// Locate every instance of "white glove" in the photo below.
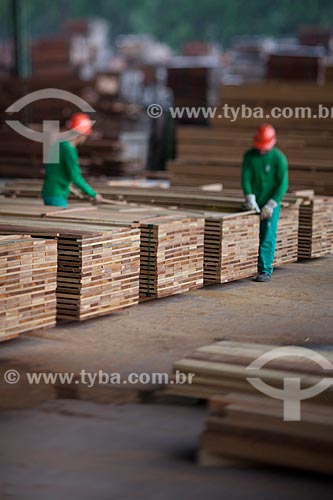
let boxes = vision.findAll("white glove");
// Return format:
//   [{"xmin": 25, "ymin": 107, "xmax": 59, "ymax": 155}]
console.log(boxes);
[
  {"xmin": 261, "ymin": 199, "xmax": 278, "ymax": 220},
  {"xmin": 245, "ymin": 194, "xmax": 260, "ymax": 213}
]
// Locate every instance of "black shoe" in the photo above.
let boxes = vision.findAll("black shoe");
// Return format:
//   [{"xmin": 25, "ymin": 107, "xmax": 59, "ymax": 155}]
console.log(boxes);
[{"xmin": 255, "ymin": 273, "xmax": 271, "ymax": 282}]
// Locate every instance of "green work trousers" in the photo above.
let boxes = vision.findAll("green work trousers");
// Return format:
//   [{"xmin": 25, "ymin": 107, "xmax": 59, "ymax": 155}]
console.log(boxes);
[{"xmin": 258, "ymin": 205, "xmax": 280, "ymax": 276}]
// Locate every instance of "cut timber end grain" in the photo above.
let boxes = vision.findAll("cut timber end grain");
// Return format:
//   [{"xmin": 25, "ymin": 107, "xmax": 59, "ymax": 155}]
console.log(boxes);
[
  {"xmin": 0, "ymin": 219, "xmax": 141, "ymax": 322},
  {"xmin": 0, "ymin": 235, "xmax": 57, "ymax": 341},
  {"xmin": 139, "ymin": 218, "xmax": 205, "ymax": 299},
  {"xmin": 204, "ymin": 213, "xmax": 259, "ymax": 284},
  {"xmin": 298, "ymin": 196, "xmax": 333, "ymax": 259},
  {"xmin": 274, "ymin": 205, "xmax": 300, "ymax": 267},
  {"xmin": 56, "ymin": 227, "xmax": 141, "ymax": 320},
  {"xmin": 39, "ymin": 205, "xmax": 205, "ymax": 301}
]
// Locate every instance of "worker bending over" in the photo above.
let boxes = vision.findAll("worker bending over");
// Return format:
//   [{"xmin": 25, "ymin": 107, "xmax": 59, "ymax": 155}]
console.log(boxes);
[
  {"xmin": 42, "ymin": 113, "xmax": 102, "ymax": 207},
  {"xmin": 242, "ymin": 124, "xmax": 288, "ymax": 282}
]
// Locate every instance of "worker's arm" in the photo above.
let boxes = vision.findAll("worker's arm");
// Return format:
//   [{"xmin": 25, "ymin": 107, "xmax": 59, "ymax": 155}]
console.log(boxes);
[
  {"xmin": 272, "ymin": 152, "xmax": 289, "ymax": 203},
  {"xmin": 241, "ymin": 152, "xmax": 253, "ymax": 196},
  {"xmin": 63, "ymin": 145, "xmax": 97, "ymax": 198},
  {"xmin": 241, "ymin": 153, "xmax": 260, "ymax": 212}
]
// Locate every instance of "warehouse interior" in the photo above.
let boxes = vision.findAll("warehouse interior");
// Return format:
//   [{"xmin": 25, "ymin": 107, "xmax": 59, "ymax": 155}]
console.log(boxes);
[{"xmin": 0, "ymin": 1, "xmax": 333, "ymax": 498}]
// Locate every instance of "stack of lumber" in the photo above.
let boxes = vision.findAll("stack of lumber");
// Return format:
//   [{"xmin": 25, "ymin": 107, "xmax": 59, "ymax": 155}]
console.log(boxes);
[
  {"xmin": 0, "ymin": 217, "xmax": 141, "ymax": 321},
  {"xmin": 170, "ymin": 119, "xmax": 333, "ymax": 196},
  {"xmin": 199, "ymin": 392, "xmax": 333, "ymax": 474},
  {"xmin": 31, "ymin": 19, "xmax": 110, "ymax": 79},
  {"xmin": 42, "ymin": 205, "xmax": 205, "ymax": 300},
  {"xmin": 299, "ymin": 26, "xmax": 333, "ymax": 51},
  {"xmin": 31, "ymin": 38, "xmax": 75, "ymax": 78},
  {"xmin": 202, "ymin": 212, "xmax": 259, "ymax": 284},
  {"xmin": 168, "ymin": 157, "xmax": 333, "ymax": 196},
  {"xmin": 70, "ymin": 185, "xmax": 298, "ymax": 271},
  {"xmin": 167, "ymin": 340, "xmax": 333, "ymax": 401},
  {"xmin": 266, "ymin": 52, "xmax": 324, "ymax": 83},
  {"xmin": 215, "ymin": 83, "xmax": 333, "ymax": 129},
  {"xmin": 0, "ymin": 127, "xmax": 135, "ymax": 179},
  {"xmin": 325, "ymin": 63, "xmax": 333, "ymax": 84},
  {"xmin": 297, "ymin": 194, "xmax": 333, "ymax": 258},
  {"xmin": 0, "ymin": 235, "xmax": 57, "ymax": 341},
  {"xmin": 2, "ymin": 185, "xmax": 305, "ymax": 271},
  {"xmin": 0, "ymin": 75, "xmax": 144, "ymax": 178},
  {"xmin": 273, "ymin": 204, "xmax": 300, "ymax": 267},
  {"xmin": 167, "ymin": 66, "xmax": 219, "ymax": 124},
  {"xmin": 139, "ymin": 217, "xmax": 204, "ymax": 298},
  {"xmin": 1, "ymin": 191, "xmax": 261, "ymax": 285}
]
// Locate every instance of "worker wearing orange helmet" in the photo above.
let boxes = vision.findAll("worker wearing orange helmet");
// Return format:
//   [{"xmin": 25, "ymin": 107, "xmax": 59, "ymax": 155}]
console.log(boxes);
[
  {"xmin": 42, "ymin": 113, "xmax": 103, "ymax": 207},
  {"xmin": 242, "ymin": 124, "xmax": 289, "ymax": 282}
]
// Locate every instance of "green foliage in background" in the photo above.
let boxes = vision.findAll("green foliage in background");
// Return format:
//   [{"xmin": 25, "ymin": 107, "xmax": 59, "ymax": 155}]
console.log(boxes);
[{"xmin": 1, "ymin": 0, "xmax": 333, "ymax": 48}]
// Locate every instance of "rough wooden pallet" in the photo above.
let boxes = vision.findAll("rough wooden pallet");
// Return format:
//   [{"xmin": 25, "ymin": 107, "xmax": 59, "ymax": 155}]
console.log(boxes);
[
  {"xmin": 199, "ymin": 392, "xmax": 333, "ymax": 474},
  {"xmin": 0, "ymin": 235, "xmax": 57, "ymax": 341},
  {"xmin": 167, "ymin": 340, "xmax": 333, "ymax": 402},
  {"xmin": 0, "ymin": 218, "xmax": 141, "ymax": 321}
]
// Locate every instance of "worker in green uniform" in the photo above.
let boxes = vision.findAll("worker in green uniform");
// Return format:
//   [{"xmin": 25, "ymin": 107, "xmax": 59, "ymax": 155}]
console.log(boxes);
[
  {"xmin": 42, "ymin": 113, "xmax": 103, "ymax": 207},
  {"xmin": 242, "ymin": 124, "xmax": 289, "ymax": 282}
]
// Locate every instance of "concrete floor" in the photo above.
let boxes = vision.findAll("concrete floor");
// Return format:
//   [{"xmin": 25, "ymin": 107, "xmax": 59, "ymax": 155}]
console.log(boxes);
[
  {"xmin": 1, "ymin": 400, "xmax": 333, "ymax": 500},
  {"xmin": 0, "ymin": 256, "xmax": 332, "ymax": 498}
]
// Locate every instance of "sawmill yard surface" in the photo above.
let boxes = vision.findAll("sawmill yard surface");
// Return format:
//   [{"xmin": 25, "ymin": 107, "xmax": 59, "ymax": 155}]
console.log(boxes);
[{"xmin": 1, "ymin": 255, "xmax": 332, "ymax": 499}]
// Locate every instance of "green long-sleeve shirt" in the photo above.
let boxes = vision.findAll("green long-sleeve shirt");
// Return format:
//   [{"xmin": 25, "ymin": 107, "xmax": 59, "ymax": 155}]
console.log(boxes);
[
  {"xmin": 42, "ymin": 141, "xmax": 96, "ymax": 200},
  {"xmin": 241, "ymin": 147, "xmax": 288, "ymax": 208}
]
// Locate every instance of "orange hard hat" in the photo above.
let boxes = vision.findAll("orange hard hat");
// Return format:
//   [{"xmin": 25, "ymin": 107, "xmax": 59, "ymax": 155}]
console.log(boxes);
[
  {"xmin": 67, "ymin": 112, "xmax": 93, "ymax": 135},
  {"xmin": 253, "ymin": 124, "xmax": 276, "ymax": 151}
]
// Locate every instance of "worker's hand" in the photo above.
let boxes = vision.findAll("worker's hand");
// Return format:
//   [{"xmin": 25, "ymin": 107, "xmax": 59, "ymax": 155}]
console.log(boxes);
[
  {"xmin": 261, "ymin": 199, "xmax": 278, "ymax": 220},
  {"xmin": 94, "ymin": 193, "xmax": 104, "ymax": 203},
  {"xmin": 244, "ymin": 194, "xmax": 260, "ymax": 213}
]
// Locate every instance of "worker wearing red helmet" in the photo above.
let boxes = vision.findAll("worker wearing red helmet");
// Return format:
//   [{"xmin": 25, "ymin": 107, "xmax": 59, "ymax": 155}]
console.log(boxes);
[
  {"xmin": 242, "ymin": 124, "xmax": 289, "ymax": 282},
  {"xmin": 42, "ymin": 113, "xmax": 103, "ymax": 207}
]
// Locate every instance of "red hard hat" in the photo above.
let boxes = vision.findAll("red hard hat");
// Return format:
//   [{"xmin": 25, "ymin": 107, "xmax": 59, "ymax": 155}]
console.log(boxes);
[
  {"xmin": 67, "ymin": 113, "xmax": 92, "ymax": 135},
  {"xmin": 253, "ymin": 124, "xmax": 276, "ymax": 151}
]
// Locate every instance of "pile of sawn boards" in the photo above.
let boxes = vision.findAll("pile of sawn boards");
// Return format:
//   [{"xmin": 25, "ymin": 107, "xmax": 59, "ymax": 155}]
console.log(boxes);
[
  {"xmin": 273, "ymin": 203, "xmax": 300, "ymax": 267},
  {"xmin": 0, "ymin": 234, "xmax": 57, "ymax": 341},
  {"xmin": 0, "ymin": 215, "xmax": 141, "ymax": 324},
  {"xmin": 0, "ymin": 197, "xmax": 262, "ymax": 290},
  {"xmin": 39, "ymin": 204, "xmax": 205, "ymax": 300},
  {"xmin": 60, "ymin": 184, "xmax": 301, "ymax": 272},
  {"xmin": 203, "ymin": 211, "xmax": 259, "ymax": 284},
  {"xmin": 169, "ymin": 83, "xmax": 333, "ymax": 196},
  {"xmin": 167, "ymin": 340, "xmax": 333, "ymax": 474},
  {"xmin": 0, "ymin": 201, "xmax": 205, "ymax": 318},
  {"xmin": 3, "ymin": 181, "xmax": 332, "ymax": 263},
  {"xmin": 298, "ymin": 193, "xmax": 333, "ymax": 258},
  {"xmin": 200, "ymin": 392, "xmax": 333, "ymax": 474}
]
